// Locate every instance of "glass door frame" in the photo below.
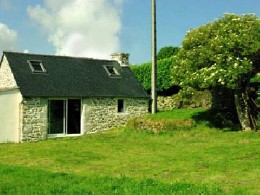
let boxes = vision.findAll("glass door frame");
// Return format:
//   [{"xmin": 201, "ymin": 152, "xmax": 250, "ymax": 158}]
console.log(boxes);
[{"xmin": 48, "ymin": 98, "xmax": 82, "ymax": 137}]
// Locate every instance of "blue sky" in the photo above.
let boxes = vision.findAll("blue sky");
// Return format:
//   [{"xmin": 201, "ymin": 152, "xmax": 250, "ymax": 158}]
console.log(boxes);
[{"xmin": 0, "ymin": 0, "xmax": 259, "ymax": 64}]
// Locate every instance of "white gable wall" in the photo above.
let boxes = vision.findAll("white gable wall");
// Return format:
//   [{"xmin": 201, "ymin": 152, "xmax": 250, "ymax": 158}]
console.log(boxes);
[
  {"xmin": 0, "ymin": 89, "xmax": 22, "ymax": 143},
  {"xmin": 0, "ymin": 55, "xmax": 18, "ymax": 89}
]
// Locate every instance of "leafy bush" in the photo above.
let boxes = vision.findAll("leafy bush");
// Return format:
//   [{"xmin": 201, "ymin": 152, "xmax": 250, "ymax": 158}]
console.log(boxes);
[
  {"xmin": 131, "ymin": 57, "xmax": 175, "ymax": 91},
  {"xmin": 172, "ymin": 14, "xmax": 260, "ymax": 130},
  {"xmin": 250, "ymin": 74, "xmax": 260, "ymax": 83},
  {"xmin": 131, "ymin": 62, "xmax": 151, "ymax": 90},
  {"xmin": 157, "ymin": 46, "xmax": 179, "ymax": 60},
  {"xmin": 178, "ymin": 89, "xmax": 212, "ymax": 108}
]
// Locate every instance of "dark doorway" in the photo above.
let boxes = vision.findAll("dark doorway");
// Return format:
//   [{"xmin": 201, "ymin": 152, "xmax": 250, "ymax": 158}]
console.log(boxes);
[
  {"xmin": 48, "ymin": 100, "xmax": 64, "ymax": 134},
  {"xmin": 67, "ymin": 99, "xmax": 81, "ymax": 134}
]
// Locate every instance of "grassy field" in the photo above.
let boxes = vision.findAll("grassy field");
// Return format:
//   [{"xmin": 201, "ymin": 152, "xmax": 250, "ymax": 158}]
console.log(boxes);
[{"xmin": 0, "ymin": 108, "xmax": 259, "ymax": 194}]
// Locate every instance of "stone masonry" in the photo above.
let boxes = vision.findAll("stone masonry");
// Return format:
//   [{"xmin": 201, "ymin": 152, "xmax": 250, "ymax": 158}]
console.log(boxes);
[
  {"xmin": 82, "ymin": 97, "xmax": 148, "ymax": 133},
  {"xmin": 20, "ymin": 97, "xmax": 148, "ymax": 141},
  {"xmin": 0, "ymin": 56, "xmax": 17, "ymax": 89},
  {"xmin": 21, "ymin": 97, "xmax": 48, "ymax": 142}
]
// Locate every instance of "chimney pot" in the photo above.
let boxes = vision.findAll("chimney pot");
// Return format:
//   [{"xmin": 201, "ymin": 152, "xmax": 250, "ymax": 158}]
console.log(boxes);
[{"xmin": 111, "ymin": 53, "xmax": 130, "ymax": 66}]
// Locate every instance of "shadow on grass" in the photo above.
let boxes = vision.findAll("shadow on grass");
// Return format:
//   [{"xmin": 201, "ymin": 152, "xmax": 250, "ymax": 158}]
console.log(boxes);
[{"xmin": 191, "ymin": 109, "xmax": 241, "ymax": 131}]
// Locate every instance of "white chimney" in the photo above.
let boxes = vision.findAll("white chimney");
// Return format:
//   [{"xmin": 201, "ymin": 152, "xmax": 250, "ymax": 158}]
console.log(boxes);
[{"xmin": 111, "ymin": 53, "xmax": 130, "ymax": 66}]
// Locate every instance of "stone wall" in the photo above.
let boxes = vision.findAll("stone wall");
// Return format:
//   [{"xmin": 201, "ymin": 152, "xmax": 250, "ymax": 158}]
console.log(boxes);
[
  {"xmin": 82, "ymin": 97, "xmax": 148, "ymax": 133},
  {"xmin": 0, "ymin": 55, "xmax": 17, "ymax": 89},
  {"xmin": 158, "ymin": 96, "xmax": 181, "ymax": 110},
  {"xmin": 20, "ymin": 97, "xmax": 148, "ymax": 141},
  {"xmin": 158, "ymin": 90, "xmax": 212, "ymax": 110},
  {"xmin": 21, "ymin": 97, "xmax": 48, "ymax": 142}
]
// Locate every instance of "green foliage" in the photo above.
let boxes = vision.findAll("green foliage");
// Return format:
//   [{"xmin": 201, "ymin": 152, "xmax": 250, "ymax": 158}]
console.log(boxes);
[
  {"xmin": 157, "ymin": 57, "xmax": 175, "ymax": 90},
  {"xmin": 172, "ymin": 14, "xmax": 260, "ymax": 90},
  {"xmin": 131, "ymin": 57, "xmax": 175, "ymax": 91},
  {"xmin": 157, "ymin": 46, "xmax": 179, "ymax": 60},
  {"xmin": 250, "ymin": 74, "xmax": 260, "ymax": 83},
  {"xmin": 174, "ymin": 90, "xmax": 212, "ymax": 108},
  {"xmin": 131, "ymin": 62, "xmax": 151, "ymax": 90},
  {"xmin": 130, "ymin": 45, "xmax": 180, "ymax": 91}
]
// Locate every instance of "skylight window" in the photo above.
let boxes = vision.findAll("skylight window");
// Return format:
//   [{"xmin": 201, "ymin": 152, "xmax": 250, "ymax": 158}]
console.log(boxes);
[
  {"xmin": 28, "ymin": 60, "xmax": 46, "ymax": 73},
  {"xmin": 104, "ymin": 65, "xmax": 120, "ymax": 78}
]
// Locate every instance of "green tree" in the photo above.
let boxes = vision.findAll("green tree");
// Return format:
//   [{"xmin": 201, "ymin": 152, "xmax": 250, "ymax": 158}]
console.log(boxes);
[
  {"xmin": 131, "ymin": 62, "xmax": 151, "ymax": 91},
  {"xmin": 172, "ymin": 14, "xmax": 260, "ymax": 130},
  {"xmin": 131, "ymin": 57, "xmax": 175, "ymax": 92},
  {"xmin": 157, "ymin": 46, "xmax": 179, "ymax": 60}
]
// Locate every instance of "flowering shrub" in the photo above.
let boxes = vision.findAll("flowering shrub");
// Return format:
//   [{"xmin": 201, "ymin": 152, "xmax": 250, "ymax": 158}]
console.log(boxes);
[
  {"xmin": 172, "ymin": 14, "xmax": 260, "ymax": 130},
  {"xmin": 172, "ymin": 14, "xmax": 259, "ymax": 90}
]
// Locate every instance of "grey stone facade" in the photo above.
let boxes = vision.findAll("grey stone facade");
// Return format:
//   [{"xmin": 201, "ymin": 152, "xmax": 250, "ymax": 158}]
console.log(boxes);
[
  {"xmin": 21, "ymin": 97, "xmax": 48, "ymax": 142},
  {"xmin": 82, "ymin": 98, "xmax": 148, "ymax": 133},
  {"xmin": 157, "ymin": 91, "xmax": 212, "ymax": 110},
  {"xmin": 20, "ymin": 97, "xmax": 148, "ymax": 141},
  {"xmin": 0, "ymin": 56, "xmax": 17, "ymax": 89}
]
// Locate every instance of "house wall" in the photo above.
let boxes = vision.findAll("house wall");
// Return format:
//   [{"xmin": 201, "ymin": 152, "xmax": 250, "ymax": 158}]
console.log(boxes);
[
  {"xmin": 0, "ymin": 89, "xmax": 22, "ymax": 143},
  {"xmin": 21, "ymin": 97, "xmax": 48, "ymax": 142},
  {"xmin": 0, "ymin": 55, "xmax": 17, "ymax": 89},
  {"xmin": 20, "ymin": 97, "xmax": 148, "ymax": 142},
  {"xmin": 82, "ymin": 97, "xmax": 148, "ymax": 133}
]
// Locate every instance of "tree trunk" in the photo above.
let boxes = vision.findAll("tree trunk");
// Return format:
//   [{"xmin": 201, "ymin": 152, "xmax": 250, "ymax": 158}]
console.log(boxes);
[{"xmin": 234, "ymin": 88, "xmax": 253, "ymax": 131}]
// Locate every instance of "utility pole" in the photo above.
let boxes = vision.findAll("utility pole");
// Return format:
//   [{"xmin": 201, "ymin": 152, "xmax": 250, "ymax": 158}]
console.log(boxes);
[{"xmin": 151, "ymin": 0, "xmax": 157, "ymax": 114}]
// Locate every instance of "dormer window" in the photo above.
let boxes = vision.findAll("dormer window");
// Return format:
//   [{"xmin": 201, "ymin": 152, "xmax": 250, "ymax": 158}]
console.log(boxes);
[
  {"xmin": 28, "ymin": 60, "xmax": 46, "ymax": 73},
  {"xmin": 104, "ymin": 65, "xmax": 121, "ymax": 78}
]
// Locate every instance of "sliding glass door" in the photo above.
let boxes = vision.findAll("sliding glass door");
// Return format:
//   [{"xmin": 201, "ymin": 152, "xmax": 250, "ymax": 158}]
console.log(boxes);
[
  {"xmin": 67, "ymin": 99, "xmax": 81, "ymax": 134},
  {"xmin": 49, "ymin": 100, "xmax": 65, "ymax": 134},
  {"xmin": 48, "ymin": 99, "xmax": 81, "ymax": 135}
]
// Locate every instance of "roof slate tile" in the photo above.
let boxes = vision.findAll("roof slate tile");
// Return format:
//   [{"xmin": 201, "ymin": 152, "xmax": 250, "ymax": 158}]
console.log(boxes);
[{"xmin": 2, "ymin": 52, "xmax": 149, "ymax": 98}]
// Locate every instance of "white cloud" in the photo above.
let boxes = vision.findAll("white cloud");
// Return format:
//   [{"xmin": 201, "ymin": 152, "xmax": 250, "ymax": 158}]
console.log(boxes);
[
  {"xmin": 0, "ymin": 23, "xmax": 17, "ymax": 53},
  {"xmin": 27, "ymin": 0, "xmax": 124, "ymax": 59}
]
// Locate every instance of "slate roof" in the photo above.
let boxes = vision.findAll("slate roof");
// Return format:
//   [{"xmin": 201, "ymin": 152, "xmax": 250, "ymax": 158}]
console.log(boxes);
[{"xmin": 2, "ymin": 52, "xmax": 149, "ymax": 98}]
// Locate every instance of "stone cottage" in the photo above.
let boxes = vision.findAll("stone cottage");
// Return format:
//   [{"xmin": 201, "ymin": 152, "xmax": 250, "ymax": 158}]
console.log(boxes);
[{"xmin": 0, "ymin": 51, "xmax": 149, "ymax": 143}]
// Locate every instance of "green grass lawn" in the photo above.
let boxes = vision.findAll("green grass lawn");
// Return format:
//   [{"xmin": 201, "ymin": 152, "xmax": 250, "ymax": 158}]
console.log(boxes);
[
  {"xmin": 146, "ymin": 107, "xmax": 207, "ymax": 120},
  {"xmin": 0, "ymin": 108, "xmax": 259, "ymax": 194}
]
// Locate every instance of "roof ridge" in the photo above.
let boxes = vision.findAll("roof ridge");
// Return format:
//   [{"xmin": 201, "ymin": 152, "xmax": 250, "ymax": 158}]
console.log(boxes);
[{"xmin": 3, "ymin": 51, "xmax": 114, "ymax": 62}]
